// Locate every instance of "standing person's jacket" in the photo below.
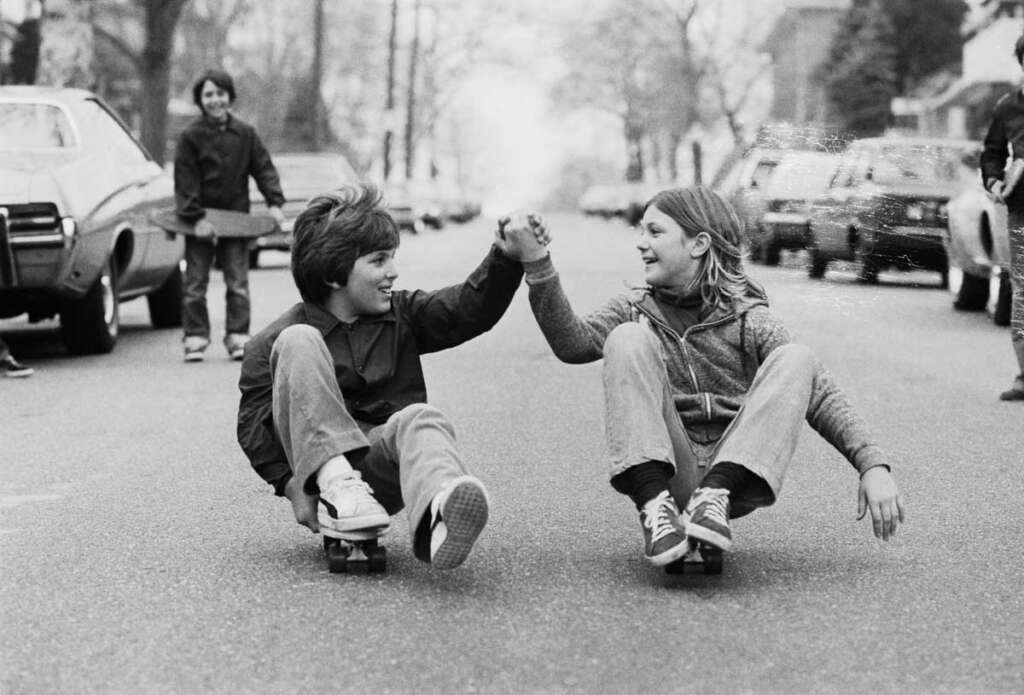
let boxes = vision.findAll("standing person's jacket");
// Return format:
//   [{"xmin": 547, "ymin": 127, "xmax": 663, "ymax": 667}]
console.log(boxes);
[
  {"xmin": 237, "ymin": 246, "xmax": 524, "ymax": 494},
  {"xmin": 522, "ymin": 255, "xmax": 886, "ymax": 475},
  {"xmin": 981, "ymin": 89, "xmax": 1024, "ymax": 210},
  {"xmin": 174, "ymin": 113, "xmax": 285, "ymax": 222}
]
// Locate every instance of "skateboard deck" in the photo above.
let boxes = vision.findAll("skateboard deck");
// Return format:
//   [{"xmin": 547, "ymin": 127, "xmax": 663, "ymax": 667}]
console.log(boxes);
[
  {"xmin": 323, "ymin": 530, "xmax": 387, "ymax": 574},
  {"xmin": 149, "ymin": 207, "xmax": 279, "ymax": 239},
  {"xmin": 664, "ymin": 542, "xmax": 723, "ymax": 575}
]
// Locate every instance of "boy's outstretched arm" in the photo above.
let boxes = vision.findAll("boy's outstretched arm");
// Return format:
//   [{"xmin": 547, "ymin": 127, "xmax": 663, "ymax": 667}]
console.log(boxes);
[{"xmin": 857, "ymin": 466, "xmax": 906, "ymax": 541}]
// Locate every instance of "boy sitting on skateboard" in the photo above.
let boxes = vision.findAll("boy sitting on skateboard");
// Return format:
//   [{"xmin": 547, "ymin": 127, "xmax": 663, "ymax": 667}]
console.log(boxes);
[
  {"xmin": 237, "ymin": 184, "xmax": 545, "ymax": 569},
  {"xmin": 501, "ymin": 186, "xmax": 905, "ymax": 567}
]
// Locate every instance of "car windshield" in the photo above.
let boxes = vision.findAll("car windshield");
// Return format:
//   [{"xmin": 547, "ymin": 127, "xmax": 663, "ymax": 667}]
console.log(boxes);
[
  {"xmin": 0, "ymin": 102, "xmax": 77, "ymax": 149},
  {"xmin": 764, "ymin": 153, "xmax": 839, "ymax": 198},
  {"xmin": 867, "ymin": 145, "xmax": 962, "ymax": 185}
]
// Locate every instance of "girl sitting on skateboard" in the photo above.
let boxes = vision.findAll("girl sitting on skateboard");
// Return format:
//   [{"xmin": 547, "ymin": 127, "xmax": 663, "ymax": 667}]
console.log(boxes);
[{"xmin": 501, "ymin": 186, "xmax": 905, "ymax": 566}]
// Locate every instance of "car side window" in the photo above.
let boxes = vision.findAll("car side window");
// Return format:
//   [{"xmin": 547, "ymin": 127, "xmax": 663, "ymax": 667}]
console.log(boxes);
[{"xmin": 81, "ymin": 99, "xmax": 152, "ymax": 165}]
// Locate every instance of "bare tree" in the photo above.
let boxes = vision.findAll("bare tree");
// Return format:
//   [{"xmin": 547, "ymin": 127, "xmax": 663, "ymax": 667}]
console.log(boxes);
[
  {"xmin": 404, "ymin": 0, "xmax": 422, "ymax": 180},
  {"xmin": 383, "ymin": 0, "xmax": 398, "ymax": 180}
]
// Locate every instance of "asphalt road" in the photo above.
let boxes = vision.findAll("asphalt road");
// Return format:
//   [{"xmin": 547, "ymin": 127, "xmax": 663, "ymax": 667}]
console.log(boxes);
[{"xmin": 2, "ymin": 212, "xmax": 1022, "ymax": 694}]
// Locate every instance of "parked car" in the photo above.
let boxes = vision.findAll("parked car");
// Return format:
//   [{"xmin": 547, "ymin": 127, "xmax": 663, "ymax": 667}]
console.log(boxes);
[
  {"xmin": 749, "ymin": 150, "xmax": 842, "ymax": 265},
  {"xmin": 579, "ymin": 182, "xmax": 659, "ymax": 225},
  {"xmin": 382, "ymin": 181, "xmax": 428, "ymax": 234},
  {"xmin": 0, "ymin": 86, "xmax": 183, "ymax": 355},
  {"xmin": 806, "ymin": 136, "xmax": 977, "ymax": 285},
  {"xmin": 711, "ymin": 147, "xmax": 787, "ymax": 247},
  {"xmin": 944, "ymin": 175, "xmax": 1012, "ymax": 324},
  {"xmin": 248, "ymin": 151, "xmax": 359, "ymax": 266}
]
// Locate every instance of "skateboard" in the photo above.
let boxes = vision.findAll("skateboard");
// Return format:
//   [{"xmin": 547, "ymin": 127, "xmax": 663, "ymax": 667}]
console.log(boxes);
[
  {"xmin": 149, "ymin": 207, "xmax": 279, "ymax": 238},
  {"xmin": 664, "ymin": 541, "xmax": 724, "ymax": 575},
  {"xmin": 323, "ymin": 529, "xmax": 387, "ymax": 574}
]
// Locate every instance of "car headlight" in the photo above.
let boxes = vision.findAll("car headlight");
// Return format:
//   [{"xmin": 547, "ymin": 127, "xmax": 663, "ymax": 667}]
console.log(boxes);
[{"xmin": 905, "ymin": 203, "xmax": 924, "ymax": 221}]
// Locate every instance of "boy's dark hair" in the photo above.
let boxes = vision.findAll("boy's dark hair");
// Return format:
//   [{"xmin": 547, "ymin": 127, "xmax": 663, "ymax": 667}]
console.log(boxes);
[
  {"xmin": 1016, "ymin": 34, "xmax": 1024, "ymax": 66},
  {"xmin": 290, "ymin": 184, "xmax": 400, "ymax": 304},
  {"xmin": 192, "ymin": 69, "xmax": 236, "ymax": 108}
]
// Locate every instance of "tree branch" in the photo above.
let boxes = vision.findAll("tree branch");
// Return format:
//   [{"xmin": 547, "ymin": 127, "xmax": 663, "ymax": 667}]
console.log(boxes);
[{"xmin": 93, "ymin": 24, "xmax": 142, "ymax": 71}]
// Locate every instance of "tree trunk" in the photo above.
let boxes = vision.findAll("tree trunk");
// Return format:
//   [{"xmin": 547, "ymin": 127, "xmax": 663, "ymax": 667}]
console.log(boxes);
[
  {"xmin": 309, "ymin": 0, "xmax": 325, "ymax": 150},
  {"xmin": 404, "ymin": 0, "xmax": 421, "ymax": 180},
  {"xmin": 139, "ymin": 0, "xmax": 188, "ymax": 165},
  {"xmin": 383, "ymin": 0, "xmax": 398, "ymax": 181}
]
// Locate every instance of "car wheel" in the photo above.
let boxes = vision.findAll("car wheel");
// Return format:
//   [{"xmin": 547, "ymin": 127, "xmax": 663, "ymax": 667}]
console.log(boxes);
[
  {"xmin": 761, "ymin": 239, "xmax": 781, "ymax": 266},
  {"xmin": 952, "ymin": 271, "xmax": 989, "ymax": 311},
  {"xmin": 60, "ymin": 257, "xmax": 119, "ymax": 355},
  {"xmin": 147, "ymin": 265, "xmax": 183, "ymax": 328},
  {"xmin": 857, "ymin": 255, "xmax": 879, "ymax": 284},
  {"xmin": 994, "ymin": 270, "xmax": 1012, "ymax": 326},
  {"xmin": 808, "ymin": 248, "xmax": 828, "ymax": 279}
]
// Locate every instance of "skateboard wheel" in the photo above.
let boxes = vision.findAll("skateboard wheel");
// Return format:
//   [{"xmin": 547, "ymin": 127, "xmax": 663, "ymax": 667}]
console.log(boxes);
[
  {"xmin": 664, "ymin": 558, "xmax": 686, "ymax": 575},
  {"xmin": 324, "ymin": 538, "xmax": 350, "ymax": 574},
  {"xmin": 702, "ymin": 547, "xmax": 723, "ymax": 574},
  {"xmin": 368, "ymin": 547, "xmax": 387, "ymax": 573}
]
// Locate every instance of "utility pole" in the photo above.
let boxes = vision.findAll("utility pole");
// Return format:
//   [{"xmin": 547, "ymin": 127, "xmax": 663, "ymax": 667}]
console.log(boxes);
[
  {"xmin": 383, "ymin": 0, "xmax": 398, "ymax": 181},
  {"xmin": 403, "ymin": 0, "xmax": 421, "ymax": 180}
]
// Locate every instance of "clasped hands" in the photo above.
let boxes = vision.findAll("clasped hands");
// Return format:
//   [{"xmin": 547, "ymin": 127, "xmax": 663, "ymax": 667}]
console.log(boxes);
[{"xmin": 494, "ymin": 210, "xmax": 551, "ymax": 262}]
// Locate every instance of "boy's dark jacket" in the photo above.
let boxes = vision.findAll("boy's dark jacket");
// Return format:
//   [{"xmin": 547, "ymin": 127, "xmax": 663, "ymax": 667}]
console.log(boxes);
[
  {"xmin": 237, "ymin": 246, "xmax": 522, "ymax": 493},
  {"xmin": 174, "ymin": 113, "xmax": 285, "ymax": 222}
]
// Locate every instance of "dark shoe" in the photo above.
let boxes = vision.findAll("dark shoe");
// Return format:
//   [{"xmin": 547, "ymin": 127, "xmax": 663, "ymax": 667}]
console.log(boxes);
[
  {"xmin": 0, "ymin": 354, "xmax": 34, "ymax": 378},
  {"xmin": 683, "ymin": 487, "xmax": 733, "ymax": 551},
  {"xmin": 999, "ymin": 375, "xmax": 1024, "ymax": 401},
  {"xmin": 639, "ymin": 491, "xmax": 690, "ymax": 566}
]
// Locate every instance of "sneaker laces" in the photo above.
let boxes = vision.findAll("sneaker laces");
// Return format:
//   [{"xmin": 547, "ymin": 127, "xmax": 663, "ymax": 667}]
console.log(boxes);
[
  {"xmin": 694, "ymin": 488, "xmax": 729, "ymax": 524},
  {"xmin": 643, "ymin": 495, "xmax": 679, "ymax": 542}
]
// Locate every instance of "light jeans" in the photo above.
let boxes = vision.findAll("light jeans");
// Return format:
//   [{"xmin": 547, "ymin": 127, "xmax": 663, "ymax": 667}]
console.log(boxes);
[
  {"xmin": 269, "ymin": 324, "xmax": 471, "ymax": 533},
  {"xmin": 602, "ymin": 323, "xmax": 815, "ymax": 517},
  {"xmin": 183, "ymin": 235, "xmax": 251, "ymax": 339}
]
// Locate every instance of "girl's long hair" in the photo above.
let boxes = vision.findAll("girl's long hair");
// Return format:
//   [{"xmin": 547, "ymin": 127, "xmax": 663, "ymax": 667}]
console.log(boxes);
[{"xmin": 644, "ymin": 186, "xmax": 767, "ymax": 308}]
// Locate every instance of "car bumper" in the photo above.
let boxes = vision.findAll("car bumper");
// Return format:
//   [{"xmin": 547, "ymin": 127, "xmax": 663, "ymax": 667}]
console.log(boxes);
[
  {"xmin": 865, "ymin": 225, "xmax": 948, "ymax": 269},
  {"xmin": 759, "ymin": 212, "xmax": 811, "ymax": 247}
]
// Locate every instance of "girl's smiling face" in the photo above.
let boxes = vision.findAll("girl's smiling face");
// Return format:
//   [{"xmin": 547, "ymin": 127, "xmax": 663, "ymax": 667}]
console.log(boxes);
[
  {"xmin": 334, "ymin": 248, "xmax": 398, "ymax": 320},
  {"xmin": 636, "ymin": 206, "xmax": 708, "ymax": 290}
]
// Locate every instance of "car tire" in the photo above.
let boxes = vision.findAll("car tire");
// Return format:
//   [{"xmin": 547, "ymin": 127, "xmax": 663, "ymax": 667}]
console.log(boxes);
[
  {"xmin": 147, "ymin": 266, "xmax": 183, "ymax": 328},
  {"xmin": 857, "ymin": 255, "xmax": 880, "ymax": 284},
  {"xmin": 761, "ymin": 239, "xmax": 781, "ymax": 266},
  {"xmin": 994, "ymin": 270, "xmax": 1012, "ymax": 327},
  {"xmin": 60, "ymin": 257, "xmax": 119, "ymax": 355},
  {"xmin": 953, "ymin": 271, "xmax": 989, "ymax": 311},
  {"xmin": 808, "ymin": 248, "xmax": 828, "ymax": 279}
]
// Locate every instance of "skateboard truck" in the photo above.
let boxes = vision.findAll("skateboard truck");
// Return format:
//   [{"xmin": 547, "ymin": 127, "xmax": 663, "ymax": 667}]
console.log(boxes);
[
  {"xmin": 664, "ymin": 541, "xmax": 723, "ymax": 575},
  {"xmin": 323, "ymin": 528, "xmax": 387, "ymax": 574}
]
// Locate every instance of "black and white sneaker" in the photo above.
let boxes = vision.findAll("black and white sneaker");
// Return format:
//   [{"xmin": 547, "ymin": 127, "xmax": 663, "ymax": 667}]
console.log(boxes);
[
  {"xmin": 639, "ymin": 491, "xmax": 690, "ymax": 566},
  {"xmin": 0, "ymin": 354, "xmax": 33, "ymax": 378},
  {"xmin": 683, "ymin": 487, "xmax": 733, "ymax": 551},
  {"xmin": 416, "ymin": 476, "xmax": 489, "ymax": 570}
]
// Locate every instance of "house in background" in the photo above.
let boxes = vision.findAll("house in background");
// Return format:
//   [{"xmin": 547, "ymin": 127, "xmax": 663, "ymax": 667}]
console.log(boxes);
[
  {"xmin": 762, "ymin": 0, "xmax": 851, "ymax": 125},
  {"xmin": 893, "ymin": 0, "xmax": 1024, "ymax": 140}
]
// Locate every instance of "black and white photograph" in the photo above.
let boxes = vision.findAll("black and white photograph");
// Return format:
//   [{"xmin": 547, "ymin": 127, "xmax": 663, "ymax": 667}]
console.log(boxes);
[{"xmin": 1, "ymin": 0, "xmax": 1022, "ymax": 693}]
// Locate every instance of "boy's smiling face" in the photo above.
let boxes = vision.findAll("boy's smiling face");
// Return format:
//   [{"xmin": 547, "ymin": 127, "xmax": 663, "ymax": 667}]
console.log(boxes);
[{"xmin": 333, "ymin": 248, "xmax": 398, "ymax": 321}]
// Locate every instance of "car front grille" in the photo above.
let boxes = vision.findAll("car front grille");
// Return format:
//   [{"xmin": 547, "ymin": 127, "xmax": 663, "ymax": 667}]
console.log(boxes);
[{"xmin": 1, "ymin": 202, "xmax": 62, "ymax": 242}]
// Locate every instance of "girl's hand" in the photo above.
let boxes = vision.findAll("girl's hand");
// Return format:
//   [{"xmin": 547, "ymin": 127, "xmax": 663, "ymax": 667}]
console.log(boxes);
[{"xmin": 857, "ymin": 466, "xmax": 905, "ymax": 541}]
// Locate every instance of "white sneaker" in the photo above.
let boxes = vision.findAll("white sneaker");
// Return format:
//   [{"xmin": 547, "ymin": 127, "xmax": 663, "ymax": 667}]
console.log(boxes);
[
  {"xmin": 317, "ymin": 473, "xmax": 390, "ymax": 537},
  {"xmin": 224, "ymin": 333, "xmax": 249, "ymax": 361},
  {"xmin": 423, "ymin": 476, "xmax": 489, "ymax": 570},
  {"xmin": 183, "ymin": 336, "xmax": 209, "ymax": 362}
]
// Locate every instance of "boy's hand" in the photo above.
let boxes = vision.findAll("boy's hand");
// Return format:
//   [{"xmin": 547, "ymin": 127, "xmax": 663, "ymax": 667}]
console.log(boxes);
[
  {"xmin": 857, "ymin": 466, "xmax": 905, "ymax": 541},
  {"xmin": 985, "ymin": 178, "xmax": 1006, "ymax": 203},
  {"xmin": 284, "ymin": 475, "xmax": 320, "ymax": 533},
  {"xmin": 193, "ymin": 217, "xmax": 217, "ymax": 240},
  {"xmin": 495, "ymin": 210, "xmax": 550, "ymax": 262},
  {"xmin": 267, "ymin": 205, "xmax": 286, "ymax": 227}
]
